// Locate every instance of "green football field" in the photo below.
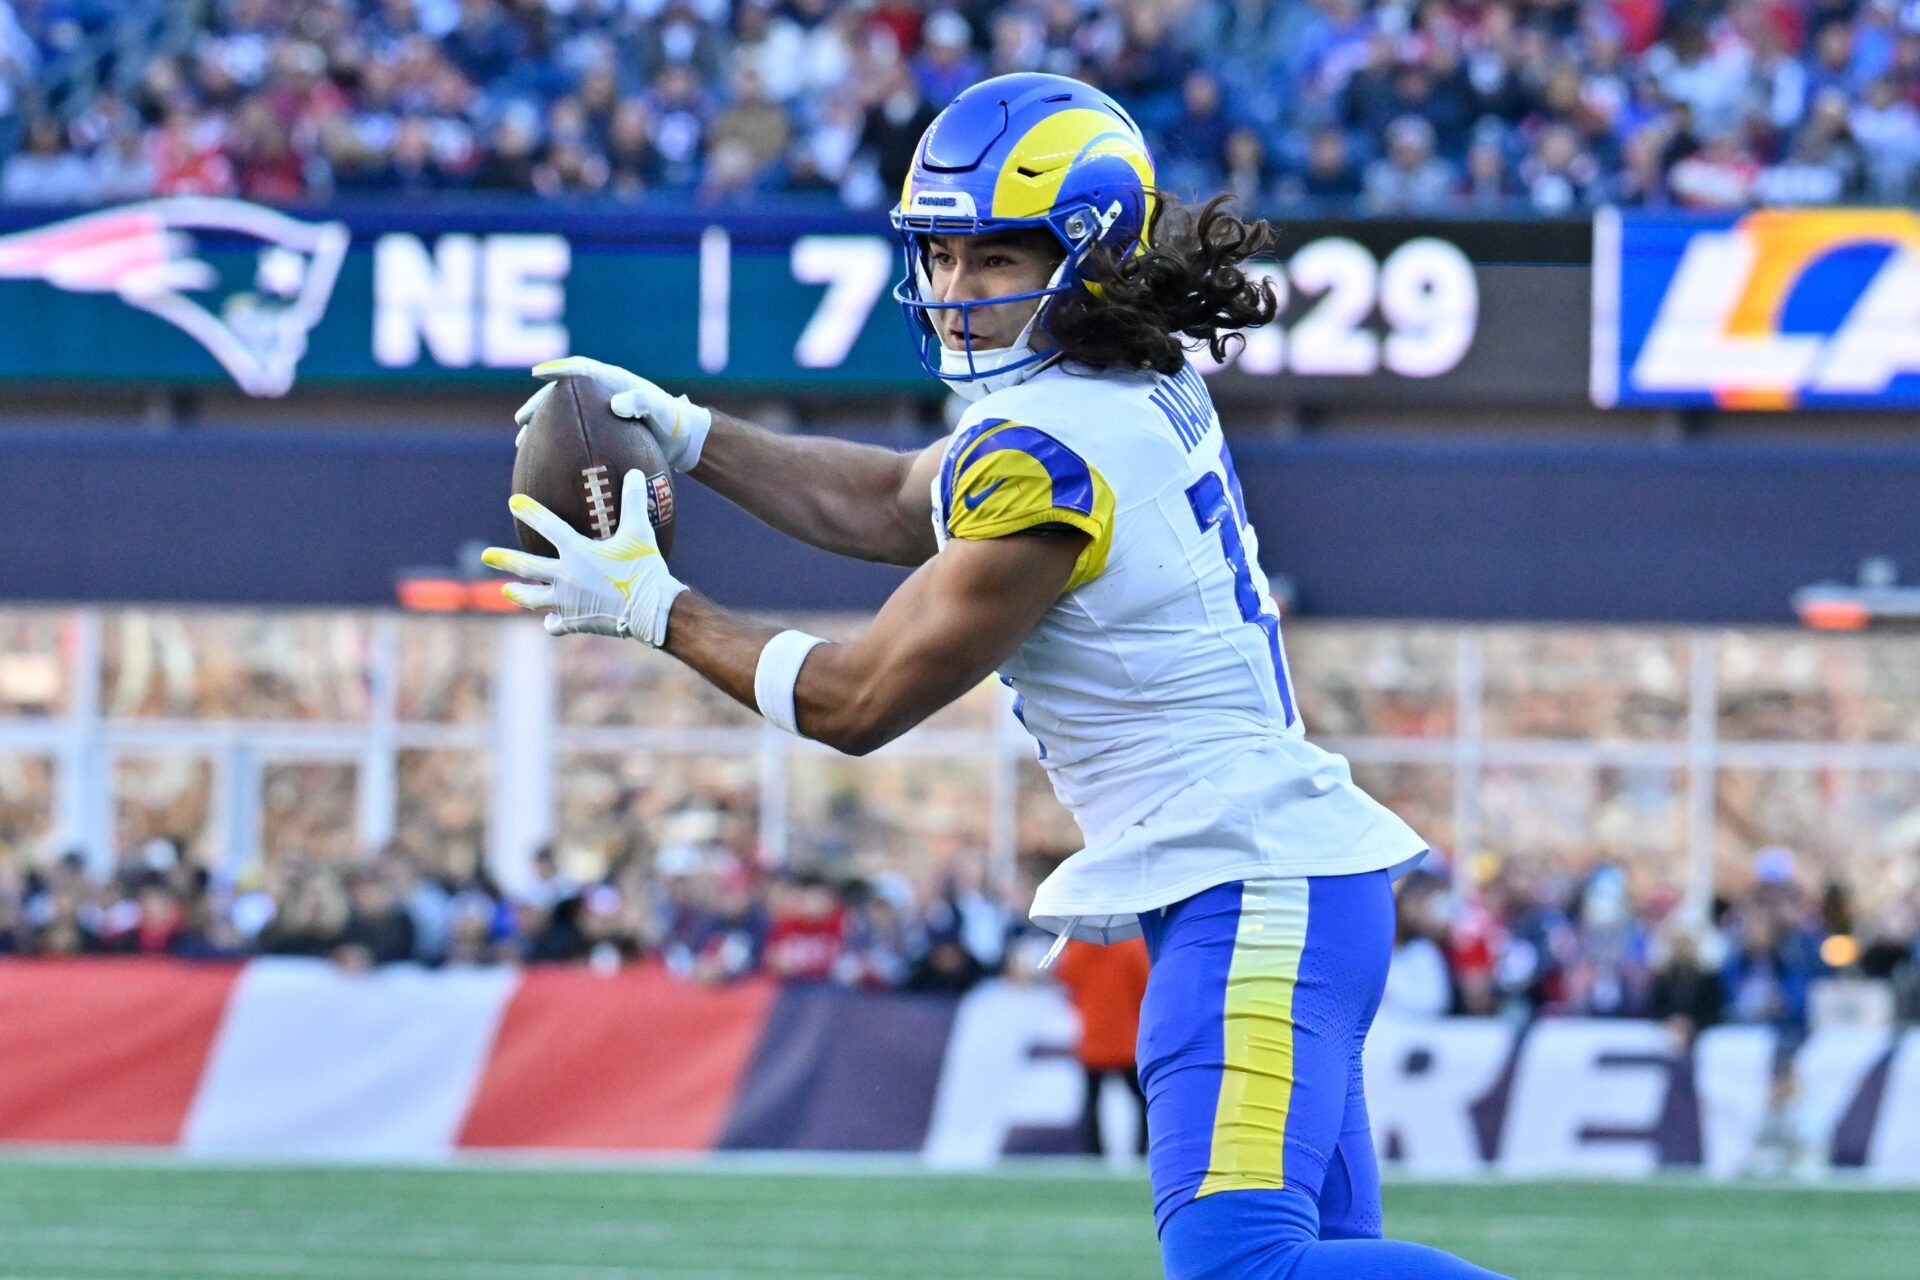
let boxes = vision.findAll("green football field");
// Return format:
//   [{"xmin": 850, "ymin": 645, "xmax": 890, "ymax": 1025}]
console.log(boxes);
[{"xmin": 1, "ymin": 1155, "xmax": 1915, "ymax": 1280}]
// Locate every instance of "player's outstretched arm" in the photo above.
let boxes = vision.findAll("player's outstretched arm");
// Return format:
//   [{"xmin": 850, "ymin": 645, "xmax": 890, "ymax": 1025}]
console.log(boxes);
[
  {"xmin": 663, "ymin": 531, "xmax": 1083, "ymax": 756},
  {"xmin": 520, "ymin": 357, "xmax": 939, "ymax": 566},
  {"xmin": 482, "ymin": 470, "xmax": 1076, "ymax": 754},
  {"xmin": 692, "ymin": 408, "xmax": 942, "ymax": 568}
]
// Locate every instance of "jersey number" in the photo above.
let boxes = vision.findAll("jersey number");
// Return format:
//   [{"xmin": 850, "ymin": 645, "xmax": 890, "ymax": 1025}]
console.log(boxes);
[{"xmin": 1187, "ymin": 469, "xmax": 1296, "ymax": 726}]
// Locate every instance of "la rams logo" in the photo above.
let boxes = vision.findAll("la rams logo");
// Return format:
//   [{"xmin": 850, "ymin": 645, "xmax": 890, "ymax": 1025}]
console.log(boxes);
[
  {"xmin": 0, "ymin": 197, "xmax": 348, "ymax": 397},
  {"xmin": 1596, "ymin": 208, "xmax": 1920, "ymax": 410}
]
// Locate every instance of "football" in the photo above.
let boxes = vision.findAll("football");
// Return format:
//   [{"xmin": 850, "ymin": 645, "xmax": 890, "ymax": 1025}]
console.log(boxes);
[{"xmin": 510, "ymin": 375, "xmax": 676, "ymax": 559}]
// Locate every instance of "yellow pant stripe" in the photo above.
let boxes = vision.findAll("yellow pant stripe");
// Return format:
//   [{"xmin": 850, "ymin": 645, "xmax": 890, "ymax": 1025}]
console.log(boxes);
[{"xmin": 1195, "ymin": 879, "xmax": 1309, "ymax": 1198}]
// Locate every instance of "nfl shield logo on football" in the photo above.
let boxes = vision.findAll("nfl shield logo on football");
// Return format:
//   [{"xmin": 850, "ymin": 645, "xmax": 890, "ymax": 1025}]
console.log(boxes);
[{"xmin": 647, "ymin": 472, "xmax": 675, "ymax": 527}]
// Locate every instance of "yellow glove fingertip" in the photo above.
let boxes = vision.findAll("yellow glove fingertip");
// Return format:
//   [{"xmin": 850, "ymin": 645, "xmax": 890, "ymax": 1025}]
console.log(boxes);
[
  {"xmin": 480, "ymin": 547, "xmax": 512, "ymax": 571},
  {"xmin": 507, "ymin": 493, "xmax": 540, "ymax": 516}
]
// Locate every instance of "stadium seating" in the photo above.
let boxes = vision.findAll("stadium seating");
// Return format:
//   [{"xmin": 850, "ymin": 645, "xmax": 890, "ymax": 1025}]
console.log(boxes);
[{"xmin": 2, "ymin": 0, "xmax": 1918, "ymax": 213}]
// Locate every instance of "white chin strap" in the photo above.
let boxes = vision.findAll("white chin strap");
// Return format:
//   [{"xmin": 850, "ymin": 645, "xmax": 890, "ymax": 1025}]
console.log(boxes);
[{"xmin": 926, "ymin": 254, "xmax": 1073, "ymax": 402}]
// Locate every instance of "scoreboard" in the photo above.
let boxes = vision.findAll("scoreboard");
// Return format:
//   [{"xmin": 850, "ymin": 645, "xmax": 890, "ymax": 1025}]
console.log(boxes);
[{"xmin": 0, "ymin": 199, "xmax": 1585, "ymax": 405}]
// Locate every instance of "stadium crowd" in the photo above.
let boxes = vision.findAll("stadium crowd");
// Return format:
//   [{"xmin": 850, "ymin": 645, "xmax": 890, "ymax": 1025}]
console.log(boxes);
[
  {"xmin": 3, "ymin": 0, "xmax": 1919, "ymax": 214},
  {"xmin": 1390, "ymin": 849, "xmax": 1920, "ymax": 1034},
  {"xmin": 0, "ymin": 836, "xmax": 1043, "ymax": 991},
  {"xmin": 3, "ymin": 829, "xmax": 1917, "ymax": 1034}
]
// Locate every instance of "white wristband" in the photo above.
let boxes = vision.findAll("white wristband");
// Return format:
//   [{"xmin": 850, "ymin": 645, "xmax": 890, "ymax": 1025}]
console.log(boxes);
[{"xmin": 754, "ymin": 630, "xmax": 827, "ymax": 736}]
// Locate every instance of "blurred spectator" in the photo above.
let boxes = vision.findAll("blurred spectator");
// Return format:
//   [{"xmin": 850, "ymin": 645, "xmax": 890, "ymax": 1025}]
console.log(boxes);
[
  {"xmin": 1284, "ymin": 125, "xmax": 1365, "ymax": 204},
  {"xmin": 1520, "ymin": 123, "xmax": 1606, "ymax": 213},
  {"xmin": 1722, "ymin": 910, "xmax": 1817, "ymax": 1032},
  {"xmin": 2, "ymin": 116, "xmax": 96, "ymax": 203},
  {"xmin": 335, "ymin": 866, "xmax": 417, "ymax": 969},
  {"xmin": 92, "ymin": 127, "xmax": 158, "ymax": 201},
  {"xmin": 1459, "ymin": 130, "xmax": 1518, "ymax": 209},
  {"xmin": 906, "ymin": 926, "xmax": 986, "ymax": 992},
  {"xmin": 0, "ymin": 3, "xmax": 37, "ymax": 125},
  {"xmin": 662, "ymin": 860, "xmax": 768, "ymax": 983},
  {"xmin": 1614, "ymin": 123, "xmax": 1676, "ymax": 204},
  {"xmin": 1054, "ymin": 936, "xmax": 1150, "ymax": 1157},
  {"xmin": 1384, "ymin": 875, "xmax": 1455, "ymax": 1017},
  {"xmin": 645, "ymin": 64, "xmax": 711, "ymax": 190},
  {"xmin": 258, "ymin": 867, "xmax": 351, "ymax": 958},
  {"xmin": 524, "ymin": 892, "xmax": 591, "ymax": 963},
  {"xmin": 443, "ymin": 0, "xmax": 523, "ymax": 86},
  {"xmin": 472, "ymin": 106, "xmax": 543, "ymax": 192},
  {"xmin": 1807, "ymin": 22, "xmax": 1863, "ymax": 102},
  {"xmin": 521, "ymin": 845, "xmax": 576, "ymax": 911},
  {"xmin": 1668, "ymin": 131, "xmax": 1761, "ymax": 206},
  {"xmin": 119, "ymin": 881, "xmax": 191, "ymax": 956},
  {"xmin": 734, "ymin": 1, "xmax": 808, "ymax": 105},
  {"xmin": 1649, "ymin": 21, "xmax": 1752, "ymax": 140},
  {"xmin": 149, "ymin": 103, "xmax": 236, "ymax": 196},
  {"xmin": 1757, "ymin": 88, "xmax": 1866, "ymax": 202},
  {"xmin": 913, "ymin": 10, "xmax": 982, "ymax": 108},
  {"xmin": 0, "ymin": 866, "xmax": 20, "ymax": 956},
  {"xmin": 763, "ymin": 872, "xmax": 848, "ymax": 981},
  {"xmin": 699, "ymin": 136, "xmax": 763, "ymax": 203},
  {"xmin": 1364, "ymin": 115, "xmax": 1455, "ymax": 212},
  {"xmin": 636, "ymin": 0, "xmax": 726, "ymax": 86},
  {"xmin": 855, "ymin": 62, "xmax": 937, "ymax": 199},
  {"xmin": 340, "ymin": 113, "xmax": 441, "ymax": 193},
  {"xmin": 799, "ymin": 89, "xmax": 866, "ymax": 197},
  {"xmin": 1849, "ymin": 75, "xmax": 1920, "ymax": 197},
  {"xmin": 1221, "ymin": 126, "xmax": 1274, "ymax": 208},
  {"xmin": 837, "ymin": 880, "xmax": 915, "ymax": 988},
  {"xmin": 1160, "ymin": 68, "xmax": 1234, "ymax": 195},
  {"xmin": 1563, "ymin": 865, "xmax": 1652, "ymax": 1015},
  {"xmin": 925, "ymin": 849, "xmax": 1009, "ymax": 974},
  {"xmin": 707, "ymin": 65, "xmax": 790, "ymax": 177},
  {"xmin": 1650, "ymin": 917, "xmax": 1726, "ymax": 1044},
  {"xmin": 230, "ymin": 97, "xmax": 306, "ymax": 202}
]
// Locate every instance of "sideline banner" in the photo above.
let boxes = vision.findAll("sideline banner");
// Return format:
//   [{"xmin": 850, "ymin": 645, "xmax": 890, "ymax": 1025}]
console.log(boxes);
[
  {"xmin": 0, "ymin": 201, "xmax": 1587, "ymax": 404},
  {"xmin": 1, "ymin": 958, "xmax": 1915, "ymax": 1177}
]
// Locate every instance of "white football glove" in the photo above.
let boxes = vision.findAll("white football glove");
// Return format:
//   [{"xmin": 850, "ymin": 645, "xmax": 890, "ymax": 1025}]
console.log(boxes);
[
  {"xmin": 481, "ymin": 471, "xmax": 686, "ymax": 645},
  {"xmin": 514, "ymin": 356, "xmax": 712, "ymax": 473}
]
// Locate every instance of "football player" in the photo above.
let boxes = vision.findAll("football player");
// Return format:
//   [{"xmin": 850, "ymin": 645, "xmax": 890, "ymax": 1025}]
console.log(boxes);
[{"xmin": 486, "ymin": 73, "xmax": 1508, "ymax": 1280}]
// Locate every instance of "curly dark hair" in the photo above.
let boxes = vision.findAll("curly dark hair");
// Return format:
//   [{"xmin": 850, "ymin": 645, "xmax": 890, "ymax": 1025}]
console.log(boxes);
[{"xmin": 1042, "ymin": 193, "xmax": 1280, "ymax": 374}]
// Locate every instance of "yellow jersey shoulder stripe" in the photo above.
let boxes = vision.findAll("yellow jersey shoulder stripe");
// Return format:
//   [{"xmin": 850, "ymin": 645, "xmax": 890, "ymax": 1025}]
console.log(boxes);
[{"xmin": 943, "ymin": 419, "xmax": 1115, "ymax": 591}]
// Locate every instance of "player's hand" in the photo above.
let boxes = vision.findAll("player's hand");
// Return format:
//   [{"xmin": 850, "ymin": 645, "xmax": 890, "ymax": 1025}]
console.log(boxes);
[
  {"xmin": 514, "ymin": 356, "xmax": 711, "ymax": 472},
  {"xmin": 481, "ymin": 470, "xmax": 687, "ymax": 645}
]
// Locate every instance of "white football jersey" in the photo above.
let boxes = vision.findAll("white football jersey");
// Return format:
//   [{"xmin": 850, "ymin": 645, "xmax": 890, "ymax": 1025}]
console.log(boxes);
[{"xmin": 931, "ymin": 359, "xmax": 1428, "ymax": 943}]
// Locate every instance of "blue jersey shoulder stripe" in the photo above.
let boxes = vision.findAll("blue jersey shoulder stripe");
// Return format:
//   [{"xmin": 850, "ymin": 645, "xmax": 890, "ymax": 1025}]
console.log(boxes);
[
  {"xmin": 957, "ymin": 424, "xmax": 1096, "ymax": 516},
  {"xmin": 941, "ymin": 416, "xmax": 1011, "ymax": 522}
]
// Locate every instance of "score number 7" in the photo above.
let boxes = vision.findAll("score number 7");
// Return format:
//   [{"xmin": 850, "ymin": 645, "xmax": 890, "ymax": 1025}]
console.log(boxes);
[{"xmin": 1186, "ymin": 461, "xmax": 1297, "ymax": 727}]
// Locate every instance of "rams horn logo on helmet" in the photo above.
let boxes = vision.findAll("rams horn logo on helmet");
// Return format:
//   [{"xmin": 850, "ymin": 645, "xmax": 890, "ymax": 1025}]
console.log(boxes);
[{"xmin": 0, "ymin": 197, "xmax": 349, "ymax": 398}]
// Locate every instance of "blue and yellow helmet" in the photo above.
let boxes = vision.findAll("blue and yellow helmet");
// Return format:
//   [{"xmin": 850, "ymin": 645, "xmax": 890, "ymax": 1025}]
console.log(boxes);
[{"xmin": 890, "ymin": 73, "xmax": 1156, "ymax": 396}]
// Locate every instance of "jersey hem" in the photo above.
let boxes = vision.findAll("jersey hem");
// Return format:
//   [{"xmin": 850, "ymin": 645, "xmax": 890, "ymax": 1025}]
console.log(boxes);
[{"xmin": 1029, "ymin": 845, "xmax": 1429, "ymax": 944}]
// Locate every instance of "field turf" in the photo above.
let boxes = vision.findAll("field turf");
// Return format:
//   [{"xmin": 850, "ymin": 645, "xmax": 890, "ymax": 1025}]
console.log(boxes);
[{"xmin": 1, "ymin": 1155, "xmax": 1915, "ymax": 1279}]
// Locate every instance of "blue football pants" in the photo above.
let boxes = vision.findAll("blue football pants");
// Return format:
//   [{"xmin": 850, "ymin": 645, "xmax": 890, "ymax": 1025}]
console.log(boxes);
[{"xmin": 1137, "ymin": 872, "xmax": 1508, "ymax": 1280}]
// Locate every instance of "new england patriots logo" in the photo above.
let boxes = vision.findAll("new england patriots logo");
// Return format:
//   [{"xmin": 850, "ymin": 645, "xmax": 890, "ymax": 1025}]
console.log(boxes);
[{"xmin": 0, "ymin": 198, "xmax": 348, "ymax": 397}]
